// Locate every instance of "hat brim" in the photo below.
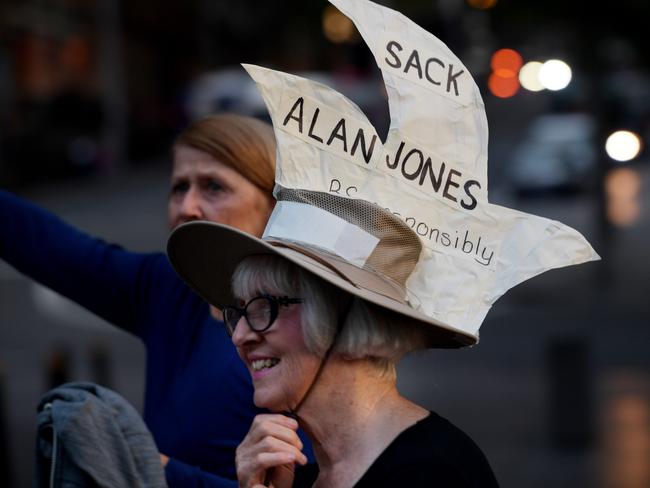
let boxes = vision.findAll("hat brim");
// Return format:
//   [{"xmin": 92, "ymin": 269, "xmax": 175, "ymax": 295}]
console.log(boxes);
[{"xmin": 167, "ymin": 221, "xmax": 477, "ymax": 348}]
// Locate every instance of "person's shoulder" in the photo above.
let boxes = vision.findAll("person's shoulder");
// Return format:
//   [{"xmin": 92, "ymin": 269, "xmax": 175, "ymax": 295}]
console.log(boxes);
[
  {"xmin": 359, "ymin": 411, "xmax": 499, "ymax": 487},
  {"xmin": 405, "ymin": 411, "xmax": 500, "ymax": 486},
  {"xmin": 417, "ymin": 411, "xmax": 482, "ymax": 450},
  {"xmin": 140, "ymin": 252, "xmax": 190, "ymax": 288}
]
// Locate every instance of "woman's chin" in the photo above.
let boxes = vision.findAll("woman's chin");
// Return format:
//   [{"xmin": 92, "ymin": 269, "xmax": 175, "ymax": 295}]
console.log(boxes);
[{"xmin": 253, "ymin": 389, "xmax": 290, "ymax": 412}]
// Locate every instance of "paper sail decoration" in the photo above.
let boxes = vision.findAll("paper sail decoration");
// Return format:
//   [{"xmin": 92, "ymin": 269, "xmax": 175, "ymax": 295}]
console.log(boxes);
[{"xmin": 242, "ymin": 0, "xmax": 599, "ymax": 337}]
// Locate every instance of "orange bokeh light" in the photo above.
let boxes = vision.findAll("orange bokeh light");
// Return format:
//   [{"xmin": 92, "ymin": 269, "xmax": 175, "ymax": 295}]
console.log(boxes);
[
  {"xmin": 494, "ymin": 68, "xmax": 516, "ymax": 78},
  {"xmin": 488, "ymin": 72, "xmax": 519, "ymax": 98},
  {"xmin": 491, "ymin": 48, "xmax": 523, "ymax": 73},
  {"xmin": 605, "ymin": 167, "xmax": 642, "ymax": 227},
  {"xmin": 467, "ymin": 0, "xmax": 498, "ymax": 10}
]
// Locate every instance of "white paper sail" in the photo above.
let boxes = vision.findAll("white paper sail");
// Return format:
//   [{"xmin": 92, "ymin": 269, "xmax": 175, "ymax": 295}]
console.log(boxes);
[
  {"xmin": 243, "ymin": 0, "xmax": 600, "ymax": 336},
  {"xmin": 330, "ymin": 0, "xmax": 489, "ymax": 204}
]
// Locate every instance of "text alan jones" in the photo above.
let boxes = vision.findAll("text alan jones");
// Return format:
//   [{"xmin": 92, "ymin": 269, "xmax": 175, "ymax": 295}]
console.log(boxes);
[
  {"xmin": 278, "ymin": 97, "xmax": 495, "ymax": 268},
  {"xmin": 281, "ymin": 96, "xmax": 481, "ymax": 212}
]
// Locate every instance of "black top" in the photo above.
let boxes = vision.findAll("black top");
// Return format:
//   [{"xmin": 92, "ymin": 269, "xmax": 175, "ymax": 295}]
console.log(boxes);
[{"xmin": 294, "ymin": 411, "xmax": 499, "ymax": 487}]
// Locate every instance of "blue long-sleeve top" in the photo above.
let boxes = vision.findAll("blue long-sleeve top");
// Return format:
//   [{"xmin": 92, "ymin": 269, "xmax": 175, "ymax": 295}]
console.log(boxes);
[{"xmin": 0, "ymin": 190, "xmax": 313, "ymax": 487}]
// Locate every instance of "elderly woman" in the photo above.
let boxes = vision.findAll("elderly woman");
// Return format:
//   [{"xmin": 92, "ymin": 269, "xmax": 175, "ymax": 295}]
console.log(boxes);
[
  {"xmin": 230, "ymin": 256, "xmax": 499, "ymax": 487},
  {"xmin": 167, "ymin": 193, "xmax": 501, "ymax": 487}
]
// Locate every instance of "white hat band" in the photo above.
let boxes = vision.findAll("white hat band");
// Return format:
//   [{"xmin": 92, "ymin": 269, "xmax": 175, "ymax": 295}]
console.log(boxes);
[{"xmin": 263, "ymin": 201, "xmax": 380, "ymax": 268}]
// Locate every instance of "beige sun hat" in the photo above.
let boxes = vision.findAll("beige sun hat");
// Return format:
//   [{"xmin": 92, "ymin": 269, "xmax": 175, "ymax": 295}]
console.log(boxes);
[
  {"xmin": 167, "ymin": 0, "xmax": 599, "ymax": 349},
  {"xmin": 168, "ymin": 189, "xmax": 477, "ymax": 348}
]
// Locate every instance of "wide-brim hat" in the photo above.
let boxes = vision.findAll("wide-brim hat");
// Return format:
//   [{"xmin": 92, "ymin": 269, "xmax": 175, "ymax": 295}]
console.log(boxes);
[{"xmin": 167, "ymin": 191, "xmax": 477, "ymax": 349}]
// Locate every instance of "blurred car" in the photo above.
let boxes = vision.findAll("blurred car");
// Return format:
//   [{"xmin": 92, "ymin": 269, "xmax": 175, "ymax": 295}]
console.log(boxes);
[
  {"xmin": 509, "ymin": 113, "xmax": 597, "ymax": 196},
  {"xmin": 183, "ymin": 66, "xmax": 388, "ymax": 131}
]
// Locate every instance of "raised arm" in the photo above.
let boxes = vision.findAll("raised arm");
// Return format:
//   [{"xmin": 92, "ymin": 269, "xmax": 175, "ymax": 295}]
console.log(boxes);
[{"xmin": 0, "ymin": 189, "xmax": 162, "ymax": 337}]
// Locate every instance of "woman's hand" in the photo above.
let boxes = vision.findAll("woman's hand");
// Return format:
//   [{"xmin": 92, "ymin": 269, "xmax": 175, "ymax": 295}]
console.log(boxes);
[
  {"xmin": 236, "ymin": 414, "xmax": 308, "ymax": 488},
  {"xmin": 159, "ymin": 453, "xmax": 170, "ymax": 467}
]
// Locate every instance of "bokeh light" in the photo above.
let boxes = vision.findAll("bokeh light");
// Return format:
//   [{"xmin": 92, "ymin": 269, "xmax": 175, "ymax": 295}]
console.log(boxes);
[
  {"xmin": 322, "ymin": 6, "xmax": 356, "ymax": 44},
  {"xmin": 519, "ymin": 61, "xmax": 545, "ymax": 92},
  {"xmin": 606, "ymin": 130, "xmax": 642, "ymax": 162},
  {"xmin": 488, "ymin": 48, "xmax": 522, "ymax": 98},
  {"xmin": 605, "ymin": 167, "xmax": 642, "ymax": 227},
  {"xmin": 491, "ymin": 48, "xmax": 523, "ymax": 73},
  {"xmin": 539, "ymin": 59, "xmax": 572, "ymax": 90},
  {"xmin": 467, "ymin": 0, "xmax": 498, "ymax": 9},
  {"xmin": 488, "ymin": 72, "xmax": 519, "ymax": 98},
  {"xmin": 601, "ymin": 375, "xmax": 650, "ymax": 488}
]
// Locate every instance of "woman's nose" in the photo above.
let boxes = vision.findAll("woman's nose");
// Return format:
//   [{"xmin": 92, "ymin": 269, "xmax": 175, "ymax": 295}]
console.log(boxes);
[
  {"xmin": 231, "ymin": 316, "xmax": 261, "ymax": 346},
  {"xmin": 178, "ymin": 187, "xmax": 204, "ymax": 221}
]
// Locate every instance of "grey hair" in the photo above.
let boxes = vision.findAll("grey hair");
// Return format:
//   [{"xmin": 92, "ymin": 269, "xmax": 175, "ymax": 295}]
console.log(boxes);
[{"xmin": 231, "ymin": 254, "xmax": 429, "ymax": 371}]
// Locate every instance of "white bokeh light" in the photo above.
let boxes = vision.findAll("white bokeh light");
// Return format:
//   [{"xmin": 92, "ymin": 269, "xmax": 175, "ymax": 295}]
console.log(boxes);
[
  {"xmin": 606, "ymin": 130, "xmax": 642, "ymax": 162},
  {"xmin": 519, "ymin": 61, "xmax": 544, "ymax": 92},
  {"xmin": 323, "ymin": 6, "xmax": 356, "ymax": 43},
  {"xmin": 539, "ymin": 59, "xmax": 572, "ymax": 91}
]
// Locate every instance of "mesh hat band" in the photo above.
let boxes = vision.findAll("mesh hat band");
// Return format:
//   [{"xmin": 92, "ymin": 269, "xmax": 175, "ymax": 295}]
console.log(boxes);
[{"xmin": 273, "ymin": 187, "xmax": 423, "ymax": 288}]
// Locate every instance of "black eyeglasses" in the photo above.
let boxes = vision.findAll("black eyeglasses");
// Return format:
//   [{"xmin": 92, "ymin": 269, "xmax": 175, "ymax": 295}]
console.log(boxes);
[{"xmin": 222, "ymin": 295, "xmax": 303, "ymax": 336}]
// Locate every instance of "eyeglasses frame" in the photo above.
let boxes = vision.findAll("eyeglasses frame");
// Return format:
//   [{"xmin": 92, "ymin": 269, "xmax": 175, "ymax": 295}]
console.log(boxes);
[{"xmin": 222, "ymin": 294, "xmax": 303, "ymax": 336}]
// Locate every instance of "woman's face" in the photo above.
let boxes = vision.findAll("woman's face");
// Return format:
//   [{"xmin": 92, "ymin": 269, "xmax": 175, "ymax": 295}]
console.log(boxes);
[
  {"xmin": 168, "ymin": 145, "xmax": 274, "ymax": 236},
  {"xmin": 231, "ymin": 296, "xmax": 321, "ymax": 412}
]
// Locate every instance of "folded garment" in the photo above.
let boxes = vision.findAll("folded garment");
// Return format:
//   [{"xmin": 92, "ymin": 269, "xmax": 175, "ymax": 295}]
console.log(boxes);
[{"xmin": 35, "ymin": 382, "xmax": 167, "ymax": 488}]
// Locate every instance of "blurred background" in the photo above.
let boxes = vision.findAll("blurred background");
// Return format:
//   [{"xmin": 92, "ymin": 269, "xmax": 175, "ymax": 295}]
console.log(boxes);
[{"xmin": 0, "ymin": 0, "xmax": 649, "ymax": 486}]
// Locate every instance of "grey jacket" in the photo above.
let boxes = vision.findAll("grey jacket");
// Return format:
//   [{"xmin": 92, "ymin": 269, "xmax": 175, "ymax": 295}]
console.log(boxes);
[{"xmin": 35, "ymin": 382, "xmax": 167, "ymax": 488}]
